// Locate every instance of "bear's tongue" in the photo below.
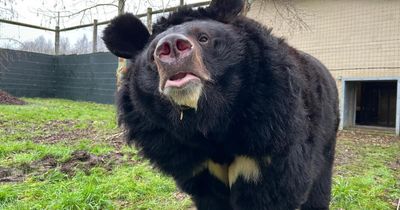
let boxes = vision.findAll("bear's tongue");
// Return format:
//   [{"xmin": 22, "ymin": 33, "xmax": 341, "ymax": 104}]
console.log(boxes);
[{"xmin": 165, "ymin": 72, "xmax": 200, "ymax": 88}]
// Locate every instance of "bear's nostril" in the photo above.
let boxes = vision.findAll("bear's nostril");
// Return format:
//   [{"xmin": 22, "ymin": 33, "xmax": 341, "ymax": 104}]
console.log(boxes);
[
  {"xmin": 176, "ymin": 39, "xmax": 192, "ymax": 52},
  {"xmin": 158, "ymin": 42, "xmax": 171, "ymax": 56},
  {"xmin": 155, "ymin": 35, "xmax": 193, "ymax": 62}
]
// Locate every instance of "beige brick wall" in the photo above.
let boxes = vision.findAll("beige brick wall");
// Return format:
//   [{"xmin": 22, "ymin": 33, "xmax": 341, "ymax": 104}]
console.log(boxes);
[{"xmin": 247, "ymin": 0, "xmax": 400, "ymax": 95}]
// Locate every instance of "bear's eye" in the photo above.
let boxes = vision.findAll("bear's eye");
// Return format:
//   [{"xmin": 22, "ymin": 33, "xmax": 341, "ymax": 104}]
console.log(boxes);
[{"xmin": 198, "ymin": 34, "xmax": 209, "ymax": 43}]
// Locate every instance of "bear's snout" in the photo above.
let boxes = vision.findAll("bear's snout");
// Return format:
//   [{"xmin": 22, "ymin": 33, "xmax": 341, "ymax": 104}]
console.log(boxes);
[
  {"xmin": 153, "ymin": 32, "xmax": 211, "ymax": 105},
  {"xmin": 155, "ymin": 34, "xmax": 193, "ymax": 64}
]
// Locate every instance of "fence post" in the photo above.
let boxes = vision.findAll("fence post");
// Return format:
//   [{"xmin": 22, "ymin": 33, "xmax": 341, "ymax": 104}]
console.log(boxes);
[
  {"xmin": 92, "ymin": 19, "xmax": 98, "ymax": 53},
  {"xmin": 55, "ymin": 26, "xmax": 60, "ymax": 55},
  {"xmin": 118, "ymin": 0, "xmax": 125, "ymax": 15},
  {"xmin": 116, "ymin": 0, "xmax": 126, "ymax": 91},
  {"xmin": 147, "ymin": 7, "xmax": 152, "ymax": 31}
]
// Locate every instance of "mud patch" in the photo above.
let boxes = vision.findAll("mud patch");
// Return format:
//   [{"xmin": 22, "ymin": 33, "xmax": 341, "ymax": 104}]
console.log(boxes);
[
  {"xmin": 0, "ymin": 90, "xmax": 26, "ymax": 105},
  {"xmin": 0, "ymin": 150, "xmax": 136, "ymax": 183},
  {"xmin": 0, "ymin": 155, "xmax": 58, "ymax": 183},
  {"xmin": 0, "ymin": 167, "xmax": 25, "ymax": 182},
  {"xmin": 60, "ymin": 150, "xmax": 103, "ymax": 176},
  {"xmin": 334, "ymin": 130, "xmax": 400, "ymax": 176},
  {"xmin": 29, "ymin": 155, "xmax": 58, "ymax": 172},
  {"xmin": 389, "ymin": 158, "xmax": 400, "ymax": 173},
  {"xmin": 174, "ymin": 192, "xmax": 190, "ymax": 201},
  {"xmin": 334, "ymin": 142, "xmax": 359, "ymax": 169},
  {"xmin": 33, "ymin": 120, "xmax": 97, "ymax": 144},
  {"xmin": 338, "ymin": 129, "xmax": 399, "ymax": 147},
  {"xmin": 32, "ymin": 120, "xmax": 126, "ymax": 149},
  {"xmin": 106, "ymin": 132, "xmax": 126, "ymax": 149},
  {"xmin": 60, "ymin": 150, "xmax": 137, "ymax": 176}
]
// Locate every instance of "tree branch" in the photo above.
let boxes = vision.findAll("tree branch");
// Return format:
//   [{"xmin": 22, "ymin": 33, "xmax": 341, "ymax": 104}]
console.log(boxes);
[
  {"xmin": 257, "ymin": 0, "xmax": 310, "ymax": 31},
  {"xmin": 0, "ymin": 38, "xmax": 25, "ymax": 46},
  {"xmin": 36, "ymin": 3, "xmax": 118, "ymax": 19}
]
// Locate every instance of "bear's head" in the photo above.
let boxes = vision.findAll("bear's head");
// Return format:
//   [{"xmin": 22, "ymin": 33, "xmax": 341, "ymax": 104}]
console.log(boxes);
[{"xmin": 103, "ymin": 0, "xmax": 248, "ymax": 112}]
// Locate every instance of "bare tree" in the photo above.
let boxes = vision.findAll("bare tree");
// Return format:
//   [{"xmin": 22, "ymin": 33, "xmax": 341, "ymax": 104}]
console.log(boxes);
[
  {"xmin": 59, "ymin": 37, "xmax": 71, "ymax": 55},
  {"xmin": 12, "ymin": 34, "xmax": 98, "ymax": 55},
  {"xmin": 96, "ymin": 35, "xmax": 108, "ymax": 52},
  {"xmin": 0, "ymin": 0, "xmax": 18, "ymax": 48},
  {"xmin": 71, "ymin": 34, "xmax": 91, "ymax": 54},
  {"xmin": 251, "ymin": 0, "xmax": 309, "ymax": 31},
  {"xmin": 0, "ymin": 0, "xmax": 18, "ymax": 19},
  {"xmin": 32, "ymin": 0, "xmax": 190, "ymax": 28},
  {"xmin": 19, "ymin": 36, "xmax": 54, "ymax": 54},
  {"xmin": 0, "ymin": 38, "xmax": 24, "ymax": 49},
  {"xmin": 34, "ymin": 0, "xmax": 122, "ymax": 27}
]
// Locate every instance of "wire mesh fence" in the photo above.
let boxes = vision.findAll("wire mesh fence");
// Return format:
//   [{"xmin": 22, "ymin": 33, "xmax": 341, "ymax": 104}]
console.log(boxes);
[
  {"xmin": 249, "ymin": 0, "xmax": 400, "ymax": 133},
  {"xmin": 248, "ymin": 0, "xmax": 400, "ymax": 83}
]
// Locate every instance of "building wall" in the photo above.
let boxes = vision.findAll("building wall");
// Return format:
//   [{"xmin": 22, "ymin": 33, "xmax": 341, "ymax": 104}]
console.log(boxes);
[
  {"xmin": 248, "ymin": 0, "xmax": 400, "ymax": 134},
  {"xmin": 247, "ymin": 0, "xmax": 400, "ymax": 93}
]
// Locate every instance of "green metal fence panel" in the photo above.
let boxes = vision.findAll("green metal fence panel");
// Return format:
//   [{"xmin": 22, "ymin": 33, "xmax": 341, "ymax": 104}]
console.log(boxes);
[
  {"xmin": 0, "ymin": 49, "xmax": 118, "ymax": 104},
  {"xmin": 54, "ymin": 53, "xmax": 117, "ymax": 104},
  {"xmin": 0, "ymin": 49, "xmax": 56, "ymax": 98}
]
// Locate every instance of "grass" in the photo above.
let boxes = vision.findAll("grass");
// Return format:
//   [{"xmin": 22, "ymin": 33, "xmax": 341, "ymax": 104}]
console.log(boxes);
[
  {"xmin": 1, "ymin": 98, "xmax": 399, "ymax": 209},
  {"xmin": 331, "ymin": 134, "xmax": 400, "ymax": 210},
  {"xmin": 0, "ymin": 98, "xmax": 192, "ymax": 210}
]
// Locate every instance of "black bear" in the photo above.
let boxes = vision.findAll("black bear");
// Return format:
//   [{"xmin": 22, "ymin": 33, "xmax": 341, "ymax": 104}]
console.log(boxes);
[{"xmin": 103, "ymin": 0, "xmax": 339, "ymax": 209}]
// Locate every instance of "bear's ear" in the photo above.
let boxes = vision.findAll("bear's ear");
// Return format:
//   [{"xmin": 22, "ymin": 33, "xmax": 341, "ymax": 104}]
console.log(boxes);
[
  {"xmin": 102, "ymin": 13, "xmax": 150, "ymax": 59},
  {"xmin": 208, "ymin": 0, "xmax": 245, "ymax": 21}
]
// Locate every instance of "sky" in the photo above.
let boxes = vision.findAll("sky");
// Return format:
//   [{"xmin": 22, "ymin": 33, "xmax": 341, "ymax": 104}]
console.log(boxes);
[{"xmin": 0, "ymin": 0, "xmax": 206, "ymax": 51}]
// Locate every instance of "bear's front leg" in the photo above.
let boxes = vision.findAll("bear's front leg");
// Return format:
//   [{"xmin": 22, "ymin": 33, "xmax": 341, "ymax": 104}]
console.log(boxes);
[
  {"xmin": 229, "ymin": 152, "xmax": 314, "ymax": 210},
  {"xmin": 177, "ymin": 159, "xmax": 233, "ymax": 210},
  {"xmin": 135, "ymin": 130, "xmax": 233, "ymax": 209}
]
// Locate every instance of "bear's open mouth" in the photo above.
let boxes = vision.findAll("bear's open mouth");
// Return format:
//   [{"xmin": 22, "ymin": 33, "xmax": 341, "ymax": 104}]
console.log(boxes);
[{"xmin": 165, "ymin": 72, "xmax": 201, "ymax": 88}]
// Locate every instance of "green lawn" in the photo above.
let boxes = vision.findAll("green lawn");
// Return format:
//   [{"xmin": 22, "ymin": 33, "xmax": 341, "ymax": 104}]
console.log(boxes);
[
  {"xmin": 332, "ymin": 130, "xmax": 400, "ymax": 209},
  {"xmin": 0, "ymin": 98, "xmax": 191, "ymax": 210},
  {"xmin": 0, "ymin": 98, "xmax": 399, "ymax": 209}
]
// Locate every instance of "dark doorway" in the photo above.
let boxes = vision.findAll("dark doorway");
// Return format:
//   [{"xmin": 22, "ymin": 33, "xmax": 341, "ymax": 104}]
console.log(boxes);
[{"xmin": 355, "ymin": 81, "xmax": 397, "ymax": 127}]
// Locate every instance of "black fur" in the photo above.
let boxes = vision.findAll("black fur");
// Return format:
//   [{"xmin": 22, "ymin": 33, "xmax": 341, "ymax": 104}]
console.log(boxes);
[
  {"xmin": 103, "ymin": 0, "xmax": 339, "ymax": 209},
  {"xmin": 102, "ymin": 13, "xmax": 150, "ymax": 58}
]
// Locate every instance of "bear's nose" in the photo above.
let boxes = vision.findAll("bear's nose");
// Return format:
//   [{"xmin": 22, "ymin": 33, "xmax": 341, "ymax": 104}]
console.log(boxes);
[{"xmin": 155, "ymin": 34, "xmax": 193, "ymax": 64}]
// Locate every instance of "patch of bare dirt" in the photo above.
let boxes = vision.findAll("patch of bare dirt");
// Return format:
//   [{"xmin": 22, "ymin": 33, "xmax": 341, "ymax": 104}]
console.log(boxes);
[
  {"xmin": 174, "ymin": 192, "xmax": 190, "ymax": 201},
  {"xmin": 334, "ymin": 143, "xmax": 359, "ymax": 168},
  {"xmin": 60, "ymin": 150, "xmax": 103, "ymax": 176},
  {"xmin": 33, "ymin": 120, "xmax": 97, "ymax": 144},
  {"xmin": 0, "ymin": 167, "xmax": 25, "ymax": 182},
  {"xmin": 338, "ymin": 129, "xmax": 399, "ymax": 147},
  {"xmin": 334, "ymin": 129, "xmax": 400, "ymax": 175},
  {"xmin": 107, "ymin": 132, "xmax": 126, "ymax": 149},
  {"xmin": 0, "ymin": 155, "xmax": 57, "ymax": 183},
  {"xmin": 0, "ymin": 90, "xmax": 26, "ymax": 105},
  {"xmin": 389, "ymin": 158, "xmax": 400, "ymax": 172},
  {"xmin": 60, "ymin": 150, "xmax": 137, "ymax": 176},
  {"xmin": 0, "ymin": 156, "xmax": 57, "ymax": 182},
  {"xmin": 0, "ymin": 150, "xmax": 136, "ymax": 183},
  {"xmin": 32, "ymin": 120, "xmax": 127, "ymax": 149}
]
